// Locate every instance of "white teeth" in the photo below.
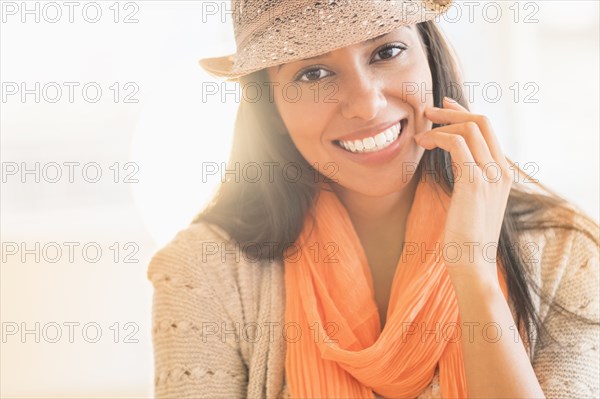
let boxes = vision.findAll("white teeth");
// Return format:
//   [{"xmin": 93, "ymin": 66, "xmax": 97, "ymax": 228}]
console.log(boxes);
[
  {"xmin": 384, "ymin": 129, "xmax": 393, "ymax": 141},
  {"xmin": 337, "ymin": 121, "xmax": 402, "ymax": 153},
  {"xmin": 374, "ymin": 132, "xmax": 387, "ymax": 146},
  {"xmin": 363, "ymin": 137, "xmax": 376, "ymax": 150}
]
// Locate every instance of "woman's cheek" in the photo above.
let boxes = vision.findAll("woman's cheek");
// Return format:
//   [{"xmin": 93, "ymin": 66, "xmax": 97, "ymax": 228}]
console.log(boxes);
[{"xmin": 287, "ymin": 130, "xmax": 321, "ymax": 163}]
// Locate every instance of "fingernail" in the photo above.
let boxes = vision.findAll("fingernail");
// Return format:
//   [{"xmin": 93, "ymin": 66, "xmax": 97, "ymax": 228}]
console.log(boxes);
[{"xmin": 444, "ymin": 96, "xmax": 457, "ymax": 103}]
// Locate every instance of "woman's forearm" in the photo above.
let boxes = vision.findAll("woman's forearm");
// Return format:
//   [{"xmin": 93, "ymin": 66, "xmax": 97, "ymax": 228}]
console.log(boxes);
[{"xmin": 448, "ymin": 270, "xmax": 546, "ymax": 399}]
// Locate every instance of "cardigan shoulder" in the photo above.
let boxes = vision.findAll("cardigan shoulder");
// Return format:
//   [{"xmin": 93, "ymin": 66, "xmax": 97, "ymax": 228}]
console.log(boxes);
[
  {"xmin": 516, "ymin": 207, "xmax": 599, "ymax": 398},
  {"xmin": 517, "ymin": 208, "xmax": 599, "ymax": 323},
  {"xmin": 147, "ymin": 221, "xmax": 287, "ymax": 398}
]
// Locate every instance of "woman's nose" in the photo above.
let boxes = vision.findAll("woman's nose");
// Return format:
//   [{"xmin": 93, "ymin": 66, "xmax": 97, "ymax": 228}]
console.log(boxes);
[{"xmin": 339, "ymin": 70, "xmax": 387, "ymax": 121}]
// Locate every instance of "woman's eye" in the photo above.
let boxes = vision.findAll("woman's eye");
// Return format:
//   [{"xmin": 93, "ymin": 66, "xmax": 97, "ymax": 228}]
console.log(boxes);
[
  {"xmin": 372, "ymin": 44, "xmax": 407, "ymax": 62},
  {"xmin": 294, "ymin": 68, "xmax": 331, "ymax": 83},
  {"xmin": 293, "ymin": 44, "xmax": 407, "ymax": 83}
]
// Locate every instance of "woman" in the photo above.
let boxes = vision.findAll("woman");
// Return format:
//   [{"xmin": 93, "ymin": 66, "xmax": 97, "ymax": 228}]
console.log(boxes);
[{"xmin": 147, "ymin": 0, "xmax": 599, "ymax": 398}]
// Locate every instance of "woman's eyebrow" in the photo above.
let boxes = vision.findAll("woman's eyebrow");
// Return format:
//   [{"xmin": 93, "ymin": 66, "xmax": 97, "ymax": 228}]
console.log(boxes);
[{"xmin": 277, "ymin": 30, "xmax": 403, "ymax": 72}]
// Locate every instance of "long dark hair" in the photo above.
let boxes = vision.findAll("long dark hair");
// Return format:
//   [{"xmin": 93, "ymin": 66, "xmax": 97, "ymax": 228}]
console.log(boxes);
[{"xmin": 194, "ymin": 20, "xmax": 599, "ymax": 356}]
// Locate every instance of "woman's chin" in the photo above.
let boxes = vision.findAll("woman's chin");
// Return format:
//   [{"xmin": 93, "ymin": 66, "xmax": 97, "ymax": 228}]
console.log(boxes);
[{"xmin": 328, "ymin": 176, "xmax": 419, "ymax": 199}]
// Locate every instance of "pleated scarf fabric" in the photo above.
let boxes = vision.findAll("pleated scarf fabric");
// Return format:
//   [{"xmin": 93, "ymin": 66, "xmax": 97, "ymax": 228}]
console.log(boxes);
[{"xmin": 283, "ymin": 177, "xmax": 509, "ymax": 398}]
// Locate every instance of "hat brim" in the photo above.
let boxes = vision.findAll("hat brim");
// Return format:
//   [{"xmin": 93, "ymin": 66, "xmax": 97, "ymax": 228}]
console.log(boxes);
[{"xmin": 199, "ymin": 54, "xmax": 242, "ymax": 82}]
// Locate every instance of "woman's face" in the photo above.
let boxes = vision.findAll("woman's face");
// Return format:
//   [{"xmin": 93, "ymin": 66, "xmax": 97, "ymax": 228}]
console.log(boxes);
[{"xmin": 266, "ymin": 25, "xmax": 434, "ymax": 197}]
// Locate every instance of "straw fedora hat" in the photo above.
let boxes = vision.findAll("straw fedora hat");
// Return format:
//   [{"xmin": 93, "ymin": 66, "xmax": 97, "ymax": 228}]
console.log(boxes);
[{"xmin": 199, "ymin": 0, "xmax": 454, "ymax": 82}]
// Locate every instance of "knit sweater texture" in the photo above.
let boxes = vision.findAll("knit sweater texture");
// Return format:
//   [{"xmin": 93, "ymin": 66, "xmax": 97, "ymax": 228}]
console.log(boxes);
[{"xmin": 147, "ymin": 210, "xmax": 599, "ymax": 398}]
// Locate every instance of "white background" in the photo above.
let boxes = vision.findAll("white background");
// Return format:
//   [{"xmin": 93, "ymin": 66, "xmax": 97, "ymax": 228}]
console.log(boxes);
[{"xmin": 1, "ymin": 0, "xmax": 598, "ymax": 397}]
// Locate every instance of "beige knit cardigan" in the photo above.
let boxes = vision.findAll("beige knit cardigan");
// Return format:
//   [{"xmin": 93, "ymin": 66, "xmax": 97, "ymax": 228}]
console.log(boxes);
[{"xmin": 147, "ymin": 212, "xmax": 599, "ymax": 398}]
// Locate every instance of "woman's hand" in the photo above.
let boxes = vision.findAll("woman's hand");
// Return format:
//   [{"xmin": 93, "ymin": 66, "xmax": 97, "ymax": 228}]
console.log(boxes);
[{"xmin": 414, "ymin": 97, "xmax": 512, "ymax": 286}]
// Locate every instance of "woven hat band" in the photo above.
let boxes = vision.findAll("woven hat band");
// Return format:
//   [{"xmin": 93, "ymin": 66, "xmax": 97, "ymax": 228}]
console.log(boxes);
[{"xmin": 234, "ymin": 0, "xmax": 450, "ymax": 49}]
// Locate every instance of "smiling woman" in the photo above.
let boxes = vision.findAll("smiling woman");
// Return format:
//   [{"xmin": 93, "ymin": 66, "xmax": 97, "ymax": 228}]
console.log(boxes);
[{"xmin": 147, "ymin": 1, "xmax": 600, "ymax": 398}]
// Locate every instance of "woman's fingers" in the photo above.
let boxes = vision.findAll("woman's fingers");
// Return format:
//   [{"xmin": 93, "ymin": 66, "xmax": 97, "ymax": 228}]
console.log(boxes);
[
  {"xmin": 424, "ymin": 98, "xmax": 508, "ymax": 168},
  {"xmin": 419, "ymin": 122, "xmax": 495, "ymax": 168},
  {"xmin": 414, "ymin": 131, "xmax": 478, "ymax": 179}
]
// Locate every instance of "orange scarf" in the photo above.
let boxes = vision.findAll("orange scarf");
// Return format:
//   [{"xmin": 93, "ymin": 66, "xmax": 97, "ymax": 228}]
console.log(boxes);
[{"xmin": 284, "ymin": 177, "xmax": 508, "ymax": 398}]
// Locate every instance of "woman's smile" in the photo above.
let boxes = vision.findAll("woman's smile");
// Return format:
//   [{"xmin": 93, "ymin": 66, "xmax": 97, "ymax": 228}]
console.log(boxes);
[
  {"xmin": 331, "ymin": 118, "xmax": 410, "ymax": 166},
  {"xmin": 334, "ymin": 118, "xmax": 404, "ymax": 152}
]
